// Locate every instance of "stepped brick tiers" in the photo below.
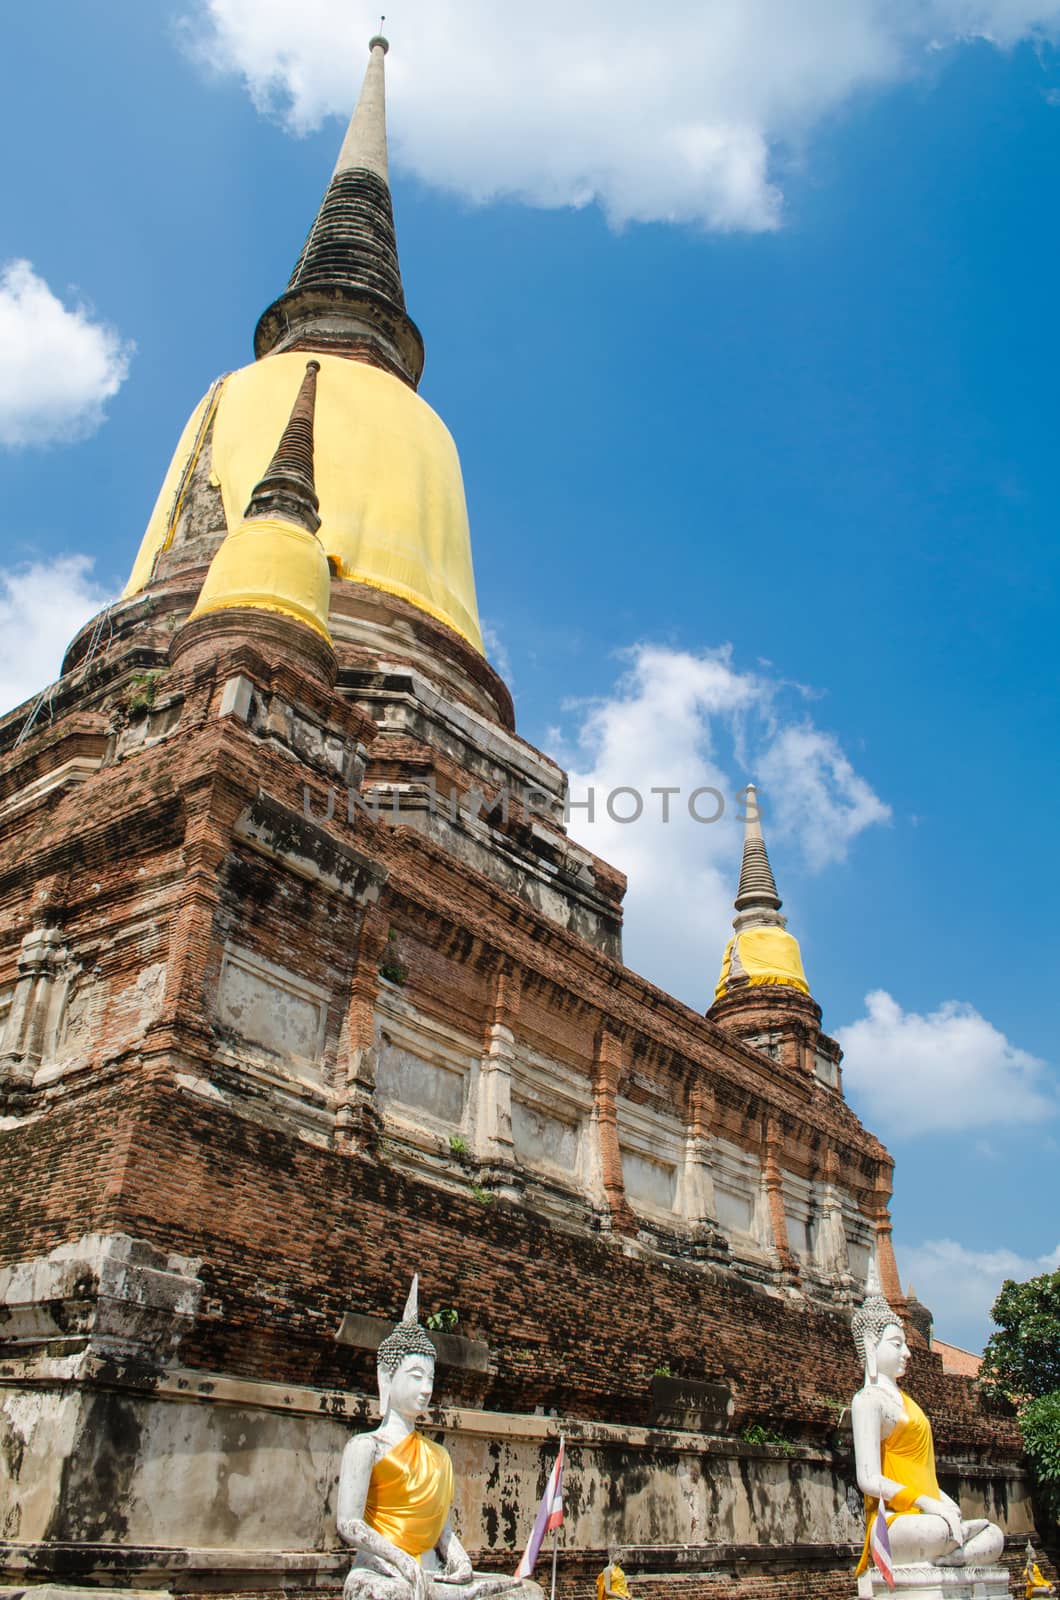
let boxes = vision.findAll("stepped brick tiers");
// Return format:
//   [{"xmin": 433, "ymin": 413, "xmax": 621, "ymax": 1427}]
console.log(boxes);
[{"xmin": 0, "ymin": 34, "xmax": 1036, "ymax": 1600}]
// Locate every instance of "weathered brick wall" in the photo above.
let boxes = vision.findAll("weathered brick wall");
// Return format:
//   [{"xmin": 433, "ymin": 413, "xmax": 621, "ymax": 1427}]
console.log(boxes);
[
  {"xmin": 583, "ymin": 1578, "xmax": 854, "ymax": 1600},
  {"xmin": 0, "ymin": 1074, "xmax": 137, "ymax": 1246},
  {"xmin": 0, "ymin": 1065, "xmax": 1017, "ymax": 1469},
  {"xmin": 0, "ymin": 621, "xmax": 1022, "ymax": 1503}
]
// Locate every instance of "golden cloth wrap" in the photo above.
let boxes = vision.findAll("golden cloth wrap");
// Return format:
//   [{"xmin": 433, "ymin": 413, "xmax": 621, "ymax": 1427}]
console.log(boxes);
[
  {"xmin": 596, "ymin": 1563, "xmax": 631, "ymax": 1600},
  {"xmin": 124, "ymin": 355, "xmax": 485, "ymax": 653},
  {"xmin": 1026, "ymin": 1562, "xmax": 1055, "ymax": 1598},
  {"xmin": 856, "ymin": 1392, "xmax": 942, "ymax": 1577},
  {"xmin": 364, "ymin": 1431, "xmax": 453, "ymax": 1560}
]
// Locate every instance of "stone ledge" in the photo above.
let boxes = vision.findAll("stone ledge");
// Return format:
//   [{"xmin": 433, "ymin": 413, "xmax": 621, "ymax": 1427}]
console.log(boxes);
[
  {"xmin": 647, "ymin": 1375, "xmax": 734, "ymax": 1432},
  {"xmin": 335, "ymin": 1311, "xmax": 490, "ymax": 1373},
  {"xmin": 0, "ymin": 1352, "xmax": 1030, "ymax": 1489},
  {"xmin": 0, "ymin": 1235, "xmax": 202, "ymax": 1365},
  {"xmin": 235, "ymin": 793, "xmax": 384, "ymax": 901},
  {"xmin": 0, "ymin": 1547, "xmax": 346, "ymax": 1596},
  {"xmin": 856, "ymin": 1563, "xmax": 1009, "ymax": 1599},
  {"xmin": 0, "ymin": 1544, "xmax": 866, "ymax": 1595},
  {"xmin": 609, "ymin": 1542, "xmax": 861, "ymax": 1573},
  {"xmin": 0, "ymin": 1354, "xmax": 835, "ymax": 1458},
  {"xmin": 0, "ymin": 1589, "xmax": 173, "ymax": 1600}
]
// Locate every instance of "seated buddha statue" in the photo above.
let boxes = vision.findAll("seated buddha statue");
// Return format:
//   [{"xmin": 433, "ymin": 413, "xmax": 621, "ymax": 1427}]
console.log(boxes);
[
  {"xmin": 851, "ymin": 1268, "xmax": 1005, "ymax": 1589},
  {"xmin": 338, "ymin": 1278, "xmax": 541, "ymax": 1600},
  {"xmin": 596, "ymin": 1557, "xmax": 632, "ymax": 1600},
  {"xmin": 1024, "ymin": 1542, "xmax": 1057, "ymax": 1598}
]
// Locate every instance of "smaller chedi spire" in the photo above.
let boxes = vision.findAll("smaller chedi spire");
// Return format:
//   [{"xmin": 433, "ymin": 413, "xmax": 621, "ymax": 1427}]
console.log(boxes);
[
  {"xmin": 713, "ymin": 786, "xmax": 809, "ymax": 999},
  {"xmin": 254, "ymin": 34, "xmax": 424, "ymax": 388},
  {"xmin": 243, "ymin": 359, "xmax": 322, "ymax": 531},
  {"xmin": 708, "ymin": 786, "xmax": 844, "ymax": 1090},
  {"xmin": 187, "ymin": 361, "xmax": 333, "ymax": 644}
]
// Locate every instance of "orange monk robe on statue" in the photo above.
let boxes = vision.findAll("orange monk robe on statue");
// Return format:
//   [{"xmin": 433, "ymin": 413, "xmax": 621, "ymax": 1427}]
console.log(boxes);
[
  {"xmin": 596, "ymin": 1563, "xmax": 632, "ymax": 1600},
  {"xmin": 364, "ymin": 1432, "xmax": 453, "ymax": 1561},
  {"xmin": 855, "ymin": 1392, "xmax": 941, "ymax": 1578}
]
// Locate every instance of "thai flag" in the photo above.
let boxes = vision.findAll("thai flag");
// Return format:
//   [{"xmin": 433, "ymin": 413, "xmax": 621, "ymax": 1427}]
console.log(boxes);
[
  {"xmin": 514, "ymin": 1439, "xmax": 565, "ymax": 1578},
  {"xmin": 870, "ymin": 1503, "xmax": 896, "ymax": 1591}
]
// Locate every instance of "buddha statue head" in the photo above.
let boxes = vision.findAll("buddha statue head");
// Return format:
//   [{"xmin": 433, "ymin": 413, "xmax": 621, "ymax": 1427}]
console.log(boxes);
[
  {"xmin": 852, "ymin": 1262, "xmax": 908, "ymax": 1383},
  {"xmin": 377, "ymin": 1274, "xmax": 437, "ymax": 1417}
]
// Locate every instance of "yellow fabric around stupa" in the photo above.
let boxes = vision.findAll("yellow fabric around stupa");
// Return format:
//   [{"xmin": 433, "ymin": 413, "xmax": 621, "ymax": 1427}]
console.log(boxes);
[
  {"xmin": 190, "ymin": 516, "xmax": 332, "ymax": 641},
  {"xmin": 123, "ymin": 352, "xmax": 483, "ymax": 653},
  {"xmin": 364, "ymin": 1430, "xmax": 453, "ymax": 1559},
  {"xmin": 124, "ymin": 386, "xmax": 215, "ymax": 596},
  {"xmin": 855, "ymin": 1392, "xmax": 941, "ymax": 1577},
  {"xmin": 714, "ymin": 928, "xmax": 809, "ymax": 1000}
]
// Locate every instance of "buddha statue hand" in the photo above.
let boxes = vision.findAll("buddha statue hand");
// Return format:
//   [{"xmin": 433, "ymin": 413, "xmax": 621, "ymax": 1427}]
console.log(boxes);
[
  {"xmin": 912, "ymin": 1493, "xmax": 964, "ymax": 1550},
  {"xmin": 437, "ymin": 1529, "xmax": 474, "ymax": 1586},
  {"xmin": 339, "ymin": 1513, "xmax": 429, "ymax": 1600},
  {"xmin": 440, "ymin": 1557, "xmax": 475, "ymax": 1585},
  {"xmin": 399, "ymin": 1555, "xmax": 428, "ymax": 1600}
]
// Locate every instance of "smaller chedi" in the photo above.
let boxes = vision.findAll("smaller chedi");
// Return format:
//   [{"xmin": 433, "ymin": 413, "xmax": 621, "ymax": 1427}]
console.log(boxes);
[
  {"xmin": 338, "ymin": 1277, "xmax": 542, "ymax": 1600},
  {"xmin": 850, "ymin": 1265, "xmax": 1006, "ymax": 1598}
]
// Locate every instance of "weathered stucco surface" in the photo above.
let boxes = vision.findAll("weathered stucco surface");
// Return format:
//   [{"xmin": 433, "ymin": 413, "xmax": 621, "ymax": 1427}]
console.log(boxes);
[{"xmin": 0, "ymin": 1362, "xmax": 1036, "ymax": 1573}]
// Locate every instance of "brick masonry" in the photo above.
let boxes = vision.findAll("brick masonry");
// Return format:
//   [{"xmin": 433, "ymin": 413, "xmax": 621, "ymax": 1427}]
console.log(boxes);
[{"xmin": 0, "ymin": 584, "xmax": 1037, "ymax": 1595}]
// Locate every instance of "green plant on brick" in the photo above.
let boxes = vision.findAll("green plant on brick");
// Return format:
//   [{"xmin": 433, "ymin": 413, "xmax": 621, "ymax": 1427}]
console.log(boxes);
[
  {"xmin": 378, "ymin": 930, "xmax": 408, "ymax": 986},
  {"xmin": 125, "ymin": 670, "xmax": 163, "ymax": 714},
  {"xmin": 742, "ymin": 1422, "xmax": 796, "ymax": 1457}
]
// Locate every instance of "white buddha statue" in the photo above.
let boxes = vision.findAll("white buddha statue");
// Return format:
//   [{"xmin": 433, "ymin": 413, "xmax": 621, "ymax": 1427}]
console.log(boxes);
[
  {"xmin": 851, "ymin": 1267, "xmax": 1006, "ymax": 1594},
  {"xmin": 338, "ymin": 1278, "xmax": 541, "ymax": 1600}
]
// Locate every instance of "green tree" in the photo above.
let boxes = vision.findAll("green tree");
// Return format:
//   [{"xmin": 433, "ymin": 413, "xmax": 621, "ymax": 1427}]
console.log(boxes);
[
  {"xmin": 979, "ymin": 1267, "xmax": 1060, "ymax": 1534},
  {"xmin": 979, "ymin": 1268, "xmax": 1060, "ymax": 1404},
  {"xmin": 1021, "ymin": 1394, "xmax": 1060, "ymax": 1528}
]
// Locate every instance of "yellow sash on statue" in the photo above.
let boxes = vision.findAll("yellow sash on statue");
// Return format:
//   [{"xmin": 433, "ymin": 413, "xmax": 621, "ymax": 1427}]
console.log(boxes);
[
  {"xmin": 364, "ymin": 1431, "xmax": 453, "ymax": 1560},
  {"xmin": 855, "ymin": 1392, "xmax": 942, "ymax": 1576},
  {"xmin": 597, "ymin": 1563, "xmax": 632, "ymax": 1600}
]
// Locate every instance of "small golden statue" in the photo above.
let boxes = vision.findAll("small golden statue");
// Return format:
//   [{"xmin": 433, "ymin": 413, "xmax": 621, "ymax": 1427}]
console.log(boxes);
[
  {"xmin": 1024, "ymin": 1540, "xmax": 1057, "ymax": 1598},
  {"xmin": 596, "ymin": 1557, "xmax": 631, "ymax": 1600}
]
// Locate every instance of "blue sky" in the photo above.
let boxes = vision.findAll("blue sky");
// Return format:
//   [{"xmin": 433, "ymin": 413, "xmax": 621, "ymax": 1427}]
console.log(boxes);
[{"xmin": 1, "ymin": 2, "xmax": 1058, "ymax": 1350}]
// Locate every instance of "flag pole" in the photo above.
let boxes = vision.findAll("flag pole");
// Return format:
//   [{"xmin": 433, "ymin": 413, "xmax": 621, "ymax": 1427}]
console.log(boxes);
[{"xmin": 549, "ymin": 1433, "xmax": 565, "ymax": 1600}]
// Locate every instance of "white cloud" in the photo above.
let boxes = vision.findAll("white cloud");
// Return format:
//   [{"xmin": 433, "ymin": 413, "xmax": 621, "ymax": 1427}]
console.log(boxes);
[
  {"xmin": 0, "ymin": 261, "xmax": 133, "ymax": 448},
  {"xmin": 898, "ymin": 1237, "xmax": 1060, "ymax": 1354},
  {"xmin": 758, "ymin": 724, "xmax": 892, "ymax": 870},
  {"xmin": 187, "ymin": 0, "xmax": 1060, "ymax": 230},
  {"xmin": 480, "ymin": 619, "xmax": 514, "ymax": 690},
  {"xmin": 0, "ymin": 557, "xmax": 115, "ymax": 717},
  {"xmin": 549, "ymin": 642, "xmax": 888, "ymax": 1005},
  {"xmin": 837, "ymin": 989, "xmax": 1057, "ymax": 1136}
]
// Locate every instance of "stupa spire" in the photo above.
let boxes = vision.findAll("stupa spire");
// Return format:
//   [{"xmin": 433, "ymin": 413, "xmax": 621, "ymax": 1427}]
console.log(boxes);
[
  {"xmin": 332, "ymin": 30, "xmax": 390, "ymax": 182},
  {"xmin": 734, "ymin": 784, "xmax": 782, "ymax": 923},
  {"xmin": 254, "ymin": 34, "xmax": 424, "ymax": 387}
]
